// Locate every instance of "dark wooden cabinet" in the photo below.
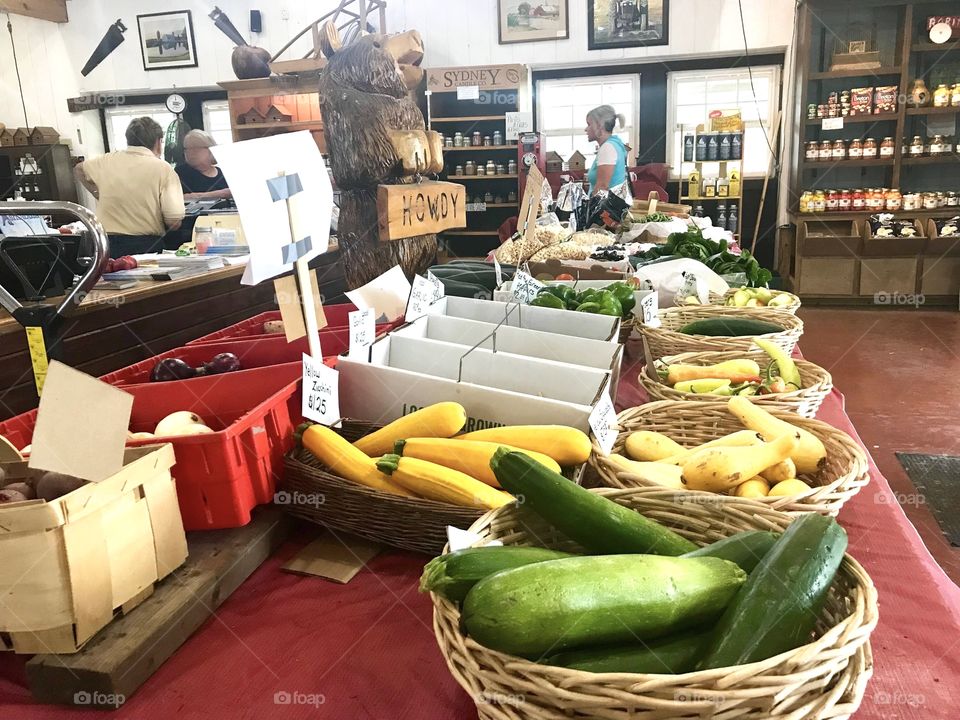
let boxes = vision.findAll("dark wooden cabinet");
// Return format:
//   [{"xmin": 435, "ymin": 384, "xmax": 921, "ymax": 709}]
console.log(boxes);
[{"xmin": 0, "ymin": 144, "xmax": 78, "ymax": 203}]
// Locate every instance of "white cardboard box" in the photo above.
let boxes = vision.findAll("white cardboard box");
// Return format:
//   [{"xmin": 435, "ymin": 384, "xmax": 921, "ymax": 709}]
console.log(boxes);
[
  {"xmin": 338, "ymin": 334, "xmax": 611, "ymax": 432},
  {"xmin": 494, "ymin": 280, "xmax": 654, "ymax": 319},
  {"xmin": 390, "ymin": 314, "xmax": 624, "ymax": 397}
]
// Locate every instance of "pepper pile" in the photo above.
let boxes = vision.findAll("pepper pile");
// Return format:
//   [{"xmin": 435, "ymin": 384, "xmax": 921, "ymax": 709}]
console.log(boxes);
[
  {"xmin": 530, "ymin": 282, "xmax": 637, "ymax": 318},
  {"xmin": 632, "ymin": 229, "xmax": 773, "ymax": 288}
]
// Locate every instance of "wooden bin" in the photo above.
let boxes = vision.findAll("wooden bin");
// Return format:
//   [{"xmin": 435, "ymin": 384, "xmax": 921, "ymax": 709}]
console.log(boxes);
[
  {"xmin": 0, "ymin": 445, "xmax": 188, "ymax": 654},
  {"xmin": 921, "ymin": 219, "xmax": 960, "ymax": 296},
  {"xmin": 858, "ymin": 219, "xmax": 925, "ymax": 297},
  {"xmin": 795, "ymin": 218, "xmax": 862, "ymax": 296}
]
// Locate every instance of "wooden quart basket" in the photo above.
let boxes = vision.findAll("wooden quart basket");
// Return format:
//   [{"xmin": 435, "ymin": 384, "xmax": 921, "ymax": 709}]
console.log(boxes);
[
  {"xmin": 590, "ymin": 401, "xmax": 869, "ymax": 516},
  {"xmin": 432, "ymin": 486, "xmax": 878, "ymax": 720},
  {"xmin": 639, "ymin": 306, "xmax": 803, "ymax": 359},
  {"xmin": 641, "ymin": 350, "xmax": 834, "ymax": 418},
  {"xmin": 282, "ymin": 421, "xmax": 585, "ymax": 555},
  {"xmin": 0, "ymin": 445, "xmax": 188, "ymax": 654}
]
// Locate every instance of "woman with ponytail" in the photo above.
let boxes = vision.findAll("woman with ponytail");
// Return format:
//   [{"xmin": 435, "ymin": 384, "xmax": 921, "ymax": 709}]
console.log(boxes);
[{"xmin": 584, "ymin": 105, "xmax": 631, "ymax": 199}]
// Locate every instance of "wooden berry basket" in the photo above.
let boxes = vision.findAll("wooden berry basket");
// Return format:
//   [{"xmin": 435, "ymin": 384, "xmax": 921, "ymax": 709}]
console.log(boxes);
[
  {"xmin": 281, "ymin": 421, "xmax": 584, "ymax": 555},
  {"xmin": 640, "ymin": 350, "xmax": 833, "ymax": 418},
  {"xmin": 589, "ymin": 401, "xmax": 869, "ymax": 516},
  {"xmin": 639, "ymin": 306, "xmax": 803, "ymax": 359},
  {"xmin": 0, "ymin": 445, "xmax": 188, "ymax": 654},
  {"xmin": 431, "ymin": 486, "xmax": 878, "ymax": 720}
]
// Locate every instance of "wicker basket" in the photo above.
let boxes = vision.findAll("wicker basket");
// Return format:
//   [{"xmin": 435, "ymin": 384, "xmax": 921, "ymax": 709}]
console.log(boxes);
[
  {"xmin": 590, "ymin": 401, "xmax": 869, "ymax": 516},
  {"xmin": 640, "ymin": 350, "xmax": 833, "ymax": 418},
  {"xmin": 282, "ymin": 421, "xmax": 583, "ymax": 555},
  {"xmin": 639, "ymin": 306, "xmax": 803, "ymax": 359},
  {"xmin": 432, "ymin": 486, "xmax": 878, "ymax": 720},
  {"xmin": 676, "ymin": 290, "xmax": 802, "ymax": 315}
]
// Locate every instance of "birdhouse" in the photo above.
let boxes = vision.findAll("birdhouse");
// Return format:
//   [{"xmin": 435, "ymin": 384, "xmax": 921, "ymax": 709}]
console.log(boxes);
[
  {"xmin": 567, "ymin": 150, "xmax": 587, "ymax": 172},
  {"xmin": 13, "ymin": 128, "xmax": 31, "ymax": 146},
  {"xmin": 0, "ymin": 128, "xmax": 15, "ymax": 147},
  {"xmin": 264, "ymin": 104, "xmax": 294, "ymax": 123},
  {"xmin": 545, "ymin": 151, "xmax": 563, "ymax": 173},
  {"xmin": 30, "ymin": 126, "xmax": 60, "ymax": 145},
  {"xmin": 237, "ymin": 107, "xmax": 266, "ymax": 125}
]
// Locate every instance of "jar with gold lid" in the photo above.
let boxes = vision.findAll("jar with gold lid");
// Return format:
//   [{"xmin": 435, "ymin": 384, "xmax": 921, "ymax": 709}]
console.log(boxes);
[
  {"xmin": 903, "ymin": 192, "xmax": 921, "ymax": 211},
  {"xmin": 909, "ymin": 136, "xmax": 925, "ymax": 157},
  {"xmin": 813, "ymin": 190, "xmax": 826, "ymax": 213},
  {"xmin": 464, "ymin": 160, "xmax": 476, "ymax": 175},
  {"xmin": 818, "ymin": 140, "xmax": 832, "ymax": 161},
  {"xmin": 933, "ymin": 83, "xmax": 951, "ymax": 108},
  {"xmin": 485, "ymin": 160, "xmax": 497, "ymax": 175},
  {"xmin": 930, "ymin": 135, "xmax": 945, "ymax": 155},
  {"xmin": 862, "ymin": 137, "xmax": 878, "ymax": 158},
  {"xmin": 848, "ymin": 139, "xmax": 863, "ymax": 159},
  {"xmin": 799, "ymin": 190, "xmax": 813, "ymax": 213},
  {"xmin": 885, "ymin": 189, "xmax": 902, "ymax": 211},
  {"xmin": 947, "ymin": 191, "xmax": 958, "ymax": 207},
  {"xmin": 923, "ymin": 192, "xmax": 938, "ymax": 210},
  {"xmin": 880, "ymin": 137, "xmax": 896, "ymax": 158},
  {"xmin": 805, "ymin": 141, "xmax": 819, "ymax": 161},
  {"xmin": 832, "ymin": 139, "xmax": 847, "ymax": 160},
  {"xmin": 476, "ymin": 164, "xmax": 486, "ymax": 176}
]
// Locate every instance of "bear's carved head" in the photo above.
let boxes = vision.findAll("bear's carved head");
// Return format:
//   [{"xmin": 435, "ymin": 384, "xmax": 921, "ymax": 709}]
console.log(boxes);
[{"xmin": 323, "ymin": 23, "xmax": 425, "ymax": 98}]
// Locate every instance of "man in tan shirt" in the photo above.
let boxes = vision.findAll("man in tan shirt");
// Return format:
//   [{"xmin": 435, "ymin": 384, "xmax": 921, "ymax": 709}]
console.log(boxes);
[{"xmin": 75, "ymin": 117, "xmax": 185, "ymax": 258}]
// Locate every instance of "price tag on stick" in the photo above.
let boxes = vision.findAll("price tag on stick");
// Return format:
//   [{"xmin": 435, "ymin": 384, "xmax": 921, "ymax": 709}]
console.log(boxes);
[
  {"xmin": 348, "ymin": 309, "xmax": 376, "ymax": 358},
  {"xmin": 589, "ymin": 392, "xmax": 619, "ymax": 456},
  {"xmin": 302, "ymin": 354, "xmax": 341, "ymax": 426},
  {"xmin": 406, "ymin": 273, "xmax": 444, "ymax": 322},
  {"xmin": 639, "ymin": 291, "xmax": 660, "ymax": 326},
  {"xmin": 511, "ymin": 269, "xmax": 545, "ymax": 304}
]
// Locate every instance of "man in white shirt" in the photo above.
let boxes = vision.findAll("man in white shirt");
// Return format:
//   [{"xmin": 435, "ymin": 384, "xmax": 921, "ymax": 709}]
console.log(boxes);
[{"xmin": 75, "ymin": 117, "xmax": 184, "ymax": 258}]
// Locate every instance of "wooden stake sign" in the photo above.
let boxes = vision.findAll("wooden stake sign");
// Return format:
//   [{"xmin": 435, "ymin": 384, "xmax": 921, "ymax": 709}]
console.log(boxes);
[
  {"xmin": 377, "ymin": 181, "xmax": 466, "ymax": 242},
  {"xmin": 517, "ymin": 163, "xmax": 545, "ymax": 247}
]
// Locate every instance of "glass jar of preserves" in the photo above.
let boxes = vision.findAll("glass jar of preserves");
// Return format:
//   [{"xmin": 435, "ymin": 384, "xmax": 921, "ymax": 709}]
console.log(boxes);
[
  {"xmin": 852, "ymin": 188, "xmax": 866, "ymax": 211},
  {"xmin": 444, "ymin": 135, "xmax": 453, "ymax": 147},
  {"xmin": 937, "ymin": 192, "xmax": 947, "ymax": 208},
  {"xmin": 454, "ymin": 164, "xmax": 464, "ymax": 176},
  {"xmin": 476, "ymin": 164, "xmax": 486, "ymax": 176},
  {"xmin": 826, "ymin": 189, "xmax": 840, "ymax": 211},
  {"xmin": 832, "ymin": 139, "xmax": 847, "ymax": 159},
  {"xmin": 880, "ymin": 137, "xmax": 896, "ymax": 158},
  {"xmin": 848, "ymin": 139, "xmax": 863, "ymax": 159},
  {"xmin": 805, "ymin": 141, "xmax": 819, "ymax": 161},
  {"xmin": 819, "ymin": 140, "xmax": 833, "ymax": 161},
  {"xmin": 923, "ymin": 192, "xmax": 938, "ymax": 210},
  {"xmin": 948, "ymin": 191, "xmax": 959, "ymax": 207},
  {"xmin": 903, "ymin": 192, "xmax": 920, "ymax": 211},
  {"xmin": 934, "ymin": 83, "xmax": 951, "ymax": 108},
  {"xmin": 813, "ymin": 190, "xmax": 827, "ymax": 213},
  {"xmin": 496, "ymin": 163, "xmax": 506, "ymax": 175},
  {"xmin": 483, "ymin": 135, "xmax": 493, "ymax": 147},
  {"xmin": 507, "ymin": 159, "xmax": 517, "ymax": 174},
  {"xmin": 799, "ymin": 190, "xmax": 813, "ymax": 213},
  {"xmin": 866, "ymin": 188, "xmax": 883, "ymax": 211},
  {"xmin": 471, "ymin": 131, "xmax": 482, "ymax": 146},
  {"xmin": 952, "ymin": 84, "xmax": 960, "ymax": 107},
  {"xmin": 910, "ymin": 136, "xmax": 925, "ymax": 156},
  {"xmin": 493, "ymin": 130, "xmax": 503, "ymax": 145},
  {"xmin": 839, "ymin": 189, "xmax": 853, "ymax": 211},
  {"xmin": 464, "ymin": 160, "xmax": 476, "ymax": 175},
  {"xmin": 862, "ymin": 137, "xmax": 878, "ymax": 158},
  {"xmin": 807, "ymin": 104, "xmax": 817, "ymax": 120},
  {"xmin": 486, "ymin": 160, "xmax": 497, "ymax": 175},
  {"xmin": 930, "ymin": 135, "xmax": 945, "ymax": 155},
  {"xmin": 817, "ymin": 104, "xmax": 827, "ymax": 118},
  {"xmin": 453, "ymin": 132, "xmax": 464, "ymax": 147},
  {"xmin": 885, "ymin": 189, "xmax": 902, "ymax": 211}
]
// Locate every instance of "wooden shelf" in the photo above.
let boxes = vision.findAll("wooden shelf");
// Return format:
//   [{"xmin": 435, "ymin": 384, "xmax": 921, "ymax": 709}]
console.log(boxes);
[
  {"xmin": 680, "ymin": 196, "xmax": 743, "ymax": 201},
  {"xmin": 804, "ymin": 113, "xmax": 900, "ymax": 126},
  {"xmin": 792, "ymin": 209, "xmax": 959, "ymax": 220},
  {"xmin": 484, "ymin": 202, "xmax": 518, "ymax": 208},
  {"xmin": 236, "ymin": 120, "xmax": 323, "ymax": 131},
  {"xmin": 432, "ymin": 115, "xmax": 505, "ymax": 122},
  {"xmin": 809, "ymin": 67, "xmax": 901, "ymax": 80},
  {"xmin": 912, "ymin": 41, "xmax": 960, "ymax": 53},
  {"xmin": 450, "ymin": 174, "xmax": 519, "ymax": 180},
  {"xmin": 443, "ymin": 145, "xmax": 518, "ymax": 151},
  {"xmin": 442, "ymin": 230, "xmax": 500, "ymax": 236},
  {"xmin": 801, "ymin": 158, "xmax": 895, "ymax": 170},
  {"xmin": 906, "ymin": 106, "xmax": 960, "ymax": 116},
  {"xmin": 901, "ymin": 154, "xmax": 960, "ymax": 165}
]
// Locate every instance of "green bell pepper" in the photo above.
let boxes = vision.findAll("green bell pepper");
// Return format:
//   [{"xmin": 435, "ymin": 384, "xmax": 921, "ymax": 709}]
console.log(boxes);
[
  {"xmin": 530, "ymin": 292, "xmax": 566, "ymax": 310},
  {"xmin": 606, "ymin": 283, "xmax": 636, "ymax": 316},
  {"xmin": 575, "ymin": 301, "xmax": 602, "ymax": 313}
]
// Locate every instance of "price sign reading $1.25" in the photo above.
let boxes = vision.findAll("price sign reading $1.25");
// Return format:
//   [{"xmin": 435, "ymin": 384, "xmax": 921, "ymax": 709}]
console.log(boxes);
[
  {"xmin": 348, "ymin": 308, "xmax": 376, "ymax": 358},
  {"xmin": 302, "ymin": 354, "xmax": 341, "ymax": 426}
]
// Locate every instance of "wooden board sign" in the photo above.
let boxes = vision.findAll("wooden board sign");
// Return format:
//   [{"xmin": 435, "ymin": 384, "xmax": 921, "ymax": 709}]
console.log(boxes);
[
  {"xmin": 426, "ymin": 64, "xmax": 526, "ymax": 91},
  {"xmin": 377, "ymin": 181, "xmax": 466, "ymax": 241}
]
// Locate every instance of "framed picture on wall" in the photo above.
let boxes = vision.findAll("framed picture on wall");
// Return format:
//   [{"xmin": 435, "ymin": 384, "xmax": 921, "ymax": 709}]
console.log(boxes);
[
  {"xmin": 137, "ymin": 10, "xmax": 198, "ymax": 71},
  {"xmin": 498, "ymin": 1, "xmax": 570, "ymax": 44},
  {"xmin": 588, "ymin": 0, "xmax": 669, "ymax": 50}
]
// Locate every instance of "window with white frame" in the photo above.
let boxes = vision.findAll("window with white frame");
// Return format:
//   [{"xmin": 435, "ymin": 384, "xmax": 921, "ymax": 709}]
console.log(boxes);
[
  {"xmin": 667, "ymin": 66, "xmax": 781, "ymax": 178},
  {"xmin": 536, "ymin": 75, "xmax": 640, "ymax": 168},
  {"xmin": 202, "ymin": 100, "xmax": 234, "ymax": 146},
  {"xmin": 105, "ymin": 104, "xmax": 176, "ymax": 152}
]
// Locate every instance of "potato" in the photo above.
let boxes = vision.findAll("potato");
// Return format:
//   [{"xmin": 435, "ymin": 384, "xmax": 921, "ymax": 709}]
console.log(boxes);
[
  {"xmin": 0, "ymin": 488, "xmax": 30, "ymax": 504},
  {"xmin": 36, "ymin": 472, "xmax": 87, "ymax": 501},
  {"xmin": 154, "ymin": 411, "xmax": 205, "ymax": 437},
  {"xmin": 2, "ymin": 482, "xmax": 35, "ymax": 500}
]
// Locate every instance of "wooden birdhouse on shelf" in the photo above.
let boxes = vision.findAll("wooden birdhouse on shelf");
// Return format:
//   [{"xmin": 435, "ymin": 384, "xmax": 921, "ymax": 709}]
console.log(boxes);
[
  {"xmin": 0, "ymin": 127, "xmax": 14, "ymax": 147},
  {"xmin": 545, "ymin": 150, "xmax": 563, "ymax": 173},
  {"xmin": 567, "ymin": 150, "xmax": 587, "ymax": 172},
  {"xmin": 30, "ymin": 127, "xmax": 60, "ymax": 145},
  {"xmin": 13, "ymin": 128, "xmax": 31, "ymax": 146},
  {"xmin": 237, "ymin": 107, "xmax": 266, "ymax": 125},
  {"xmin": 264, "ymin": 104, "xmax": 293, "ymax": 123}
]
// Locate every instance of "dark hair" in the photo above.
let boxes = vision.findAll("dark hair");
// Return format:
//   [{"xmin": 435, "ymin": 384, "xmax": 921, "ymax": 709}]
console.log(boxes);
[{"xmin": 125, "ymin": 117, "xmax": 164, "ymax": 149}]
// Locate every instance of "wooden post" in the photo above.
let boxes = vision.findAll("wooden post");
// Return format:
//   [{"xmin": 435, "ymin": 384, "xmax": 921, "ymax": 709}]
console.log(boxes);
[{"xmin": 278, "ymin": 171, "xmax": 322, "ymax": 358}]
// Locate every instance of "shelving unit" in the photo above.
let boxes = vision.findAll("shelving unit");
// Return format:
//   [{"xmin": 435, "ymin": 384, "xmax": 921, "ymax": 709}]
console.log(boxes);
[
  {"xmin": 675, "ymin": 121, "xmax": 746, "ymax": 239},
  {"xmin": 0, "ymin": 144, "xmax": 77, "ymax": 203},
  {"xmin": 425, "ymin": 63, "xmax": 527, "ymax": 259},
  {"xmin": 784, "ymin": 0, "xmax": 960, "ymax": 304}
]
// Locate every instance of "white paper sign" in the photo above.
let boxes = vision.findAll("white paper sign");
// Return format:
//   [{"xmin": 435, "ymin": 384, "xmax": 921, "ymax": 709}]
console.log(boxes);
[
  {"xmin": 428, "ymin": 270, "xmax": 446, "ymax": 301},
  {"xmin": 302, "ymin": 354, "xmax": 340, "ymax": 426},
  {"xmin": 505, "ymin": 112, "xmax": 533, "ymax": 141},
  {"xmin": 406, "ymin": 272, "xmax": 445, "ymax": 322},
  {"xmin": 639, "ymin": 291, "xmax": 660, "ymax": 326},
  {"xmin": 822, "ymin": 117, "xmax": 844, "ymax": 131},
  {"xmin": 589, "ymin": 392, "xmax": 618, "ymax": 456},
  {"xmin": 457, "ymin": 85, "xmax": 480, "ymax": 101},
  {"xmin": 511, "ymin": 269, "xmax": 545, "ymax": 304},
  {"xmin": 345, "ymin": 265, "xmax": 412, "ymax": 323},
  {"xmin": 493, "ymin": 254, "xmax": 504, "ymax": 288},
  {"xmin": 447, "ymin": 526, "xmax": 503, "ymax": 552},
  {"xmin": 211, "ymin": 132, "xmax": 332, "ymax": 286},
  {"xmin": 348, "ymin": 309, "xmax": 376, "ymax": 359}
]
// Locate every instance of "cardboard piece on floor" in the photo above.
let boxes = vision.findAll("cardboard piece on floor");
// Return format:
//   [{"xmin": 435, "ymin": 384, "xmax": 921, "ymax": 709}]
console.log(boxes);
[
  {"xmin": 28, "ymin": 362, "xmax": 132, "ymax": 482},
  {"xmin": 274, "ymin": 272, "xmax": 328, "ymax": 343},
  {"xmin": 281, "ymin": 532, "xmax": 382, "ymax": 584}
]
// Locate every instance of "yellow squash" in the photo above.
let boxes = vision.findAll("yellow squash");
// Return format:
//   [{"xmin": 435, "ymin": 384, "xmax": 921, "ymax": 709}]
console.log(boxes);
[
  {"xmin": 301, "ymin": 425, "xmax": 413, "ymax": 496},
  {"xmin": 734, "ymin": 477, "xmax": 771, "ymax": 498},
  {"xmin": 376, "ymin": 454, "xmax": 513, "ymax": 509},
  {"xmin": 455, "ymin": 425, "xmax": 591, "ymax": 466},
  {"xmin": 624, "ymin": 431, "xmax": 685, "ymax": 462},
  {"xmin": 727, "ymin": 396, "xmax": 827, "ymax": 474},
  {"xmin": 604, "ymin": 454, "xmax": 684, "ymax": 489},
  {"xmin": 394, "ymin": 438, "xmax": 560, "ymax": 487},
  {"xmin": 659, "ymin": 430, "xmax": 764, "ymax": 465},
  {"xmin": 760, "ymin": 457, "xmax": 796, "ymax": 483},
  {"xmin": 768, "ymin": 478, "xmax": 813, "ymax": 497},
  {"xmin": 681, "ymin": 434, "xmax": 799, "ymax": 493},
  {"xmin": 666, "ymin": 359, "xmax": 761, "ymax": 385},
  {"xmin": 354, "ymin": 402, "xmax": 467, "ymax": 456}
]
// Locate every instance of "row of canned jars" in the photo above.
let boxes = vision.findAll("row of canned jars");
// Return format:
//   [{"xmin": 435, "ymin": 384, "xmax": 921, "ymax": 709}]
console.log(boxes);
[
  {"xmin": 453, "ymin": 160, "xmax": 518, "ymax": 176},
  {"xmin": 806, "ymin": 135, "xmax": 958, "ymax": 162},
  {"xmin": 443, "ymin": 131, "xmax": 509, "ymax": 147},
  {"xmin": 799, "ymin": 188, "xmax": 960, "ymax": 214}
]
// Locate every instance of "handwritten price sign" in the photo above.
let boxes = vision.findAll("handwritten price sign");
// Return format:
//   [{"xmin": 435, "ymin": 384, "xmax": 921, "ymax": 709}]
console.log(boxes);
[
  {"xmin": 405, "ymin": 272, "xmax": 446, "ymax": 322},
  {"xmin": 302, "ymin": 354, "xmax": 340, "ymax": 426},
  {"xmin": 511, "ymin": 269, "xmax": 545, "ymax": 304},
  {"xmin": 589, "ymin": 392, "xmax": 618, "ymax": 456},
  {"xmin": 348, "ymin": 308, "xmax": 375, "ymax": 358}
]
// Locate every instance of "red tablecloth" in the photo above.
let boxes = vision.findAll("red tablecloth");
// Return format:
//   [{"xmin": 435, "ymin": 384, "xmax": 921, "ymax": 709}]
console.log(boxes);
[{"xmin": 2, "ymin": 347, "xmax": 958, "ymax": 719}]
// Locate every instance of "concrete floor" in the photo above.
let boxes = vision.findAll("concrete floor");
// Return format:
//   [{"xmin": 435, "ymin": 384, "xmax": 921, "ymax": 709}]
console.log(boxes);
[{"xmin": 799, "ymin": 307, "xmax": 960, "ymax": 585}]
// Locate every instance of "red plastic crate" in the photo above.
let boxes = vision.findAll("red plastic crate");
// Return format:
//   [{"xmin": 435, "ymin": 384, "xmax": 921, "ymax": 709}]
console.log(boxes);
[
  {"xmin": 187, "ymin": 304, "xmax": 401, "ymax": 345},
  {"xmin": 99, "ymin": 329, "xmax": 349, "ymax": 387},
  {"xmin": 0, "ymin": 365, "xmax": 304, "ymax": 531}
]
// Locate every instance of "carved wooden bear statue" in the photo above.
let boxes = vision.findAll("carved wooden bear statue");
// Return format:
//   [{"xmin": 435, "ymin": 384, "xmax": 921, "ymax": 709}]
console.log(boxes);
[{"xmin": 318, "ymin": 22, "xmax": 443, "ymax": 289}]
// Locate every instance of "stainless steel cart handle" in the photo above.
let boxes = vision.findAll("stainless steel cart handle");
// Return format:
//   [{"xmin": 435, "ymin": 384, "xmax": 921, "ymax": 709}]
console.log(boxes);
[{"xmin": 0, "ymin": 201, "xmax": 109, "ymax": 316}]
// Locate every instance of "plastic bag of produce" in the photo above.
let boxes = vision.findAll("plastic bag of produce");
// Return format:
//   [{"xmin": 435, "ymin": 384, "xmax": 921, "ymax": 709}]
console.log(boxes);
[
  {"xmin": 633, "ymin": 259, "xmax": 729, "ymax": 308},
  {"xmin": 620, "ymin": 216, "xmax": 689, "ymax": 244}
]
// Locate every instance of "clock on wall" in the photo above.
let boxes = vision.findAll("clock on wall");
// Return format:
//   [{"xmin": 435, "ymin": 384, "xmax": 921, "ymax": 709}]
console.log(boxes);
[
  {"xmin": 165, "ymin": 93, "xmax": 187, "ymax": 114},
  {"xmin": 929, "ymin": 22, "xmax": 954, "ymax": 44}
]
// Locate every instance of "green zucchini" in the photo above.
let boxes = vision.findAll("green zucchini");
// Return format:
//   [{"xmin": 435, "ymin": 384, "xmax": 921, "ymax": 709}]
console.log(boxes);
[
  {"xmin": 679, "ymin": 318, "xmax": 784, "ymax": 337},
  {"xmin": 490, "ymin": 449, "xmax": 697, "ymax": 556},
  {"xmin": 433, "ymin": 277, "xmax": 492, "ymax": 300},
  {"xmin": 462, "ymin": 555, "xmax": 746, "ymax": 658},
  {"xmin": 542, "ymin": 628, "xmax": 712, "ymax": 674},
  {"xmin": 419, "ymin": 546, "xmax": 572, "ymax": 602},
  {"xmin": 682, "ymin": 530, "xmax": 779, "ymax": 574},
  {"xmin": 698, "ymin": 514, "xmax": 847, "ymax": 669}
]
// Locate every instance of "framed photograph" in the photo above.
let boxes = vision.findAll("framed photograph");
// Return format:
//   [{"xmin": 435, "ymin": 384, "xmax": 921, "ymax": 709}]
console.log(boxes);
[
  {"xmin": 848, "ymin": 40, "xmax": 867, "ymax": 54},
  {"xmin": 137, "ymin": 10, "xmax": 198, "ymax": 71},
  {"xmin": 499, "ymin": 1, "xmax": 570, "ymax": 44},
  {"xmin": 588, "ymin": 0, "xmax": 669, "ymax": 51}
]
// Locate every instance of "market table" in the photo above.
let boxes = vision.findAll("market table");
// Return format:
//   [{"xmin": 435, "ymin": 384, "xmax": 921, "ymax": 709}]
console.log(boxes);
[{"xmin": 1, "ymin": 343, "xmax": 958, "ymax": 719}]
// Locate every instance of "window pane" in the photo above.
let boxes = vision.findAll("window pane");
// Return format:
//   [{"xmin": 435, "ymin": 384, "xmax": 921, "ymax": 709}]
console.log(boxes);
[
  {"xmin": 575, "ymin": 84, "xmax": 602, "ymax": 106},
  {"xmin": 546, "ymin": 135, "xmax": 574, "ymax": 158},
  {"xmin": 543, "ymin": 105, "xmax": 574, "ymax": 131},
  {"xmin": 675, "ymin": 79, "xmax": 706, "ymax": 106},
  {"xmin": 676, "ymin": 106, "xmax": 706, "ymax": 127},
  {"xmin": 739, "ymin": 77, "xmax": 769, "ymax": 101},
  {"xmin": 603, "ymin": 82, "xmax": 634, "ymax": 104}
]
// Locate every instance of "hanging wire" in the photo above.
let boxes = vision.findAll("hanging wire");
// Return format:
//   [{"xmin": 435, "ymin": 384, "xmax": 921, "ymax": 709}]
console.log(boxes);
[
  {"xmin": 6, "ymin": 14, "xmax": 30, "ymax": 127},
  {"xmin": 737, "ymin": 0, "xmax": 780, "ymax": 166}
]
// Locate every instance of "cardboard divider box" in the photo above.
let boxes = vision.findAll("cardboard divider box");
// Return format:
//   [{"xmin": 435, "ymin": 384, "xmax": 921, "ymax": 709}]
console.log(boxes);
[
  {"xmin": 339, "ymin": 334, "xmax": 611, "ymax": 432},
  {"xmin": 426, "ymin": 296, "xmax": 620, "ymax": 342},
  {"xmin": 390, "ymin": 314, "xmax": 624, "ymax": 396}
]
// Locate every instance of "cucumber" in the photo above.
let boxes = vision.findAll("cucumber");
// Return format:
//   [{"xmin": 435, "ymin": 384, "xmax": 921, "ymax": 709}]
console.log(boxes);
[
  {"xmin": 542, "ymin": 628, "xmax": 712, "ymax": 674},
  {"xmin": 420, "ymin": 546, "xmax": 572, "ymax": 602},
  {"xmin": 490, "ymin": 449, "xmax": 697, "ymax": 556},
  {"xmin": 434, "ymin": 278, "xmax": 492, "ymax": 300},
  {"xmin": 462, "ymin": 555, "xmax": 746, "ymax": 658},
  {"xmin": 698, "ymin": 514, "xmax": 847, "ymax": 669},
  {"xmin": 682, "ymin": 530, "xmax": 779, "ymax": 574},
  {"xmin": 678, "ymin": 318, "xmax": 784, "ymax": 337}
]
